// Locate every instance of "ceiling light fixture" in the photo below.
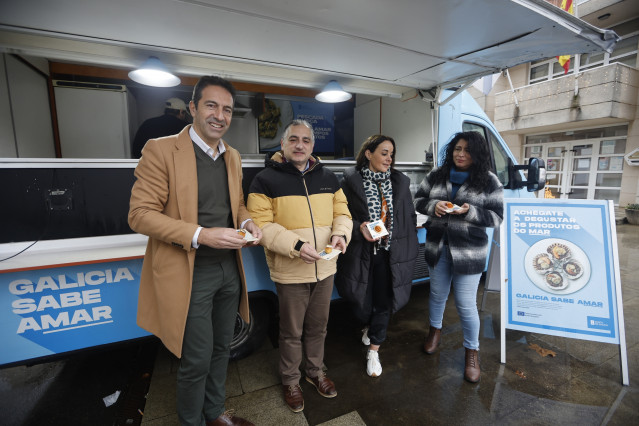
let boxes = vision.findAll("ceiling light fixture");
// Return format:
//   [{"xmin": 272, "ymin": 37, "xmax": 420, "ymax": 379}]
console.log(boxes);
[
  {"xmin": 128, "ymin": 56, "xmax": 181, "ymax": 87},
  {"xmin": 315, "ymin": 80, "xmax": 352, "ymax": 103},
  {"xmin": 597, "ymin": 13, "xmax": 611, "ymax": 21}
]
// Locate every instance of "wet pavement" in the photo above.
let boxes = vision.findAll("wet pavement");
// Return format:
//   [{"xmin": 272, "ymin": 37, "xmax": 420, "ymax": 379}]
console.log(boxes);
[
  {"xmin": 1, "ymin": 223, "xmax": 637, "ymax": 425},
  {"xmin": 142, "ymin": 223, "xmax": 639, "ymax": 425}
]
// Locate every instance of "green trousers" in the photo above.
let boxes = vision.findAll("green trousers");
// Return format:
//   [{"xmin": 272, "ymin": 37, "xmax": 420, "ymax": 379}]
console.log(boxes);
[{"xmin": 177, "ymin": 253, "xmax": 240, "ymax": 426}]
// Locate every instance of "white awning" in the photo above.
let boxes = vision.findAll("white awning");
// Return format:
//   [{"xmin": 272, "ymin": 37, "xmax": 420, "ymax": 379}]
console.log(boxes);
[{"xmin": 0, "ymin": 0, "xmax": 619, "ymax": 97}]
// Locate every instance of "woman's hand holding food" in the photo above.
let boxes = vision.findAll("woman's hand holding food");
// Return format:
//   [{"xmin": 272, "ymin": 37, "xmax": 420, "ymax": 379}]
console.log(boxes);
[
  {"xmin": 435, "ymin": 201, "xmax": 470, "ymax": 217},
  {"xmin": 359, "ymin": 221, "xmax": 379, "ymax": 242}
]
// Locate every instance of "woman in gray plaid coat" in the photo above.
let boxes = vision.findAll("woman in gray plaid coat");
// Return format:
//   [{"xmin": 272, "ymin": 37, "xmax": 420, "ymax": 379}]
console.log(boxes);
[{"xmin": 414, "ymin": 131, "xmax": 503, "ymax": 383}]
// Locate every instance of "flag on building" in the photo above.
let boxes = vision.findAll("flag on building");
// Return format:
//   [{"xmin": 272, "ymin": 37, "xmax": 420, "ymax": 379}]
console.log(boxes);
[{"xmin": 556, "ymin": 0, "xmax": 574, "ymax": 74}]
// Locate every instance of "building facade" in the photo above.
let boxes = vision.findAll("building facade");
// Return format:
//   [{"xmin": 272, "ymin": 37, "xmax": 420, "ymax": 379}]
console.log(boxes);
[{"xmin": 471, "ymin": 0, "xmax": 639, "ymax": 206}]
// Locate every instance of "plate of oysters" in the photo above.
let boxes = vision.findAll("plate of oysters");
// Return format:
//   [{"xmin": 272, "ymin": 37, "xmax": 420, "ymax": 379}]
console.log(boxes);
[{"xmin": 524, "ymin": 238, "xmax": 591, "ymax": 294}]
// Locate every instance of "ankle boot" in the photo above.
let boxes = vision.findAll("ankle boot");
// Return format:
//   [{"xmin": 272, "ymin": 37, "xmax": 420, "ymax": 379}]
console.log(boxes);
[
  {"xmin": 464, "ymin": 348, "xmax": 480, "ymax": 383},
  {"xmin": 423, "ymin": 326, "xmax": 441, "ymax": 354}
]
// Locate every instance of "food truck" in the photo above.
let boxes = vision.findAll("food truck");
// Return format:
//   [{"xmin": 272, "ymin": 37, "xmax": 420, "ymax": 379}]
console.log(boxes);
[{"xmin": 0, "ymin": 0, "xmax": 618, "ymax": 365}]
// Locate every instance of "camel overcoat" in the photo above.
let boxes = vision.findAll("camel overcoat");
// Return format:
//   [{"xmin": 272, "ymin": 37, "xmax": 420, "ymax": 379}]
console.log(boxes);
[{"xmin": 128, "ymin": 125, "xmax": 250, "ymax": 358}]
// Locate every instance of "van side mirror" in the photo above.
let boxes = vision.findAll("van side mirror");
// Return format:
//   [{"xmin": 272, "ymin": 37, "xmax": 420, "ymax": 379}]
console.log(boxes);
[
  {"xmin": 526, "ymin": 158, "xmax": 546, "ymax": 192},
  {"xmin": 506, "ymin": 158, "xmax": 546, "ymax": 192}
]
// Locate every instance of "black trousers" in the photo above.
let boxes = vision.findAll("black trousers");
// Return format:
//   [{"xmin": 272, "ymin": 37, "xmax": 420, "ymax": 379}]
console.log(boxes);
[{"xmin": 366, "ymin": 248, "xmax": 393, "ymax": 346}]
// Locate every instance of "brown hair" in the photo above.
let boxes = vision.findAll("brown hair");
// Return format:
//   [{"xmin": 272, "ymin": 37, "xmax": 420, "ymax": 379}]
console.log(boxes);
[{"xmin": 355, "ymin": 134, "xmax": 396, "ymax": 171}]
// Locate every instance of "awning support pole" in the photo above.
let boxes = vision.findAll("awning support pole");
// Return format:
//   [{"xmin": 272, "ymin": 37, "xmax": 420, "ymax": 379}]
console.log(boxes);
[{"xmin": 505, "ymin": 69, "xmax": 519, "ymax": 108}]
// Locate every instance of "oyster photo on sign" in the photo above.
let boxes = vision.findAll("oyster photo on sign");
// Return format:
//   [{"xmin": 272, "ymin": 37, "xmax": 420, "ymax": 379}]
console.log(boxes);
[
  {"xmin": 544, "ymin": 271, "xmax": 566, "ymax": 290},
  {"xmin": 547, "ymin": 243, "xmax": 571, "ymax": 260},
  {"xmin": 563, "ymin": 260, "xmax": 584, "ymax": 279},
  {"xmin": 524, "ymin": 238, "xmax": 592, "ymax": 295},
  {"xmin": 532, "ymin": 253, "xmax": 553, "ymax": 274}
]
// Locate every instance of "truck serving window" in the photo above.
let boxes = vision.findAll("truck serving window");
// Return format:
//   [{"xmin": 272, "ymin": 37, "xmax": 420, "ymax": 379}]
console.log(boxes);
[{"xmin": 462, "ymin": 122, "xmax": 510, "ymax": 186}]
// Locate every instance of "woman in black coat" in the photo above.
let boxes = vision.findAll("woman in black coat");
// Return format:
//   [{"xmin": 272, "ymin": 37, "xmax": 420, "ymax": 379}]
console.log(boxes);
[{"xmin": 336, "ymin": 134, "xmax": 418, "ymax": 377}]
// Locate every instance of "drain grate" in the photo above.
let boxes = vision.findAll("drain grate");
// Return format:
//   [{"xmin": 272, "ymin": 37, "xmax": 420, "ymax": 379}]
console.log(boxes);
[{"xmin": 112, "ymin": 340, "xmax": 159, "ymax": 426}]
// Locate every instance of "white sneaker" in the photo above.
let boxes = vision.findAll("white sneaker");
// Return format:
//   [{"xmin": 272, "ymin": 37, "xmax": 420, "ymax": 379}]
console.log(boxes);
[
  {"xmin": 366, "ymin": 350, "xmax": 382, "ymax": 377},
  {"xmin": 361, "ymin": 327, "xmax": 370, "ymax": 346}
]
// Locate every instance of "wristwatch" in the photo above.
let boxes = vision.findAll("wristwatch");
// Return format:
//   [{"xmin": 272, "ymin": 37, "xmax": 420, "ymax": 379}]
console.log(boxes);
[{"xmin": 294, "ymin": 240, "xmax": 305, "ymax": 252}]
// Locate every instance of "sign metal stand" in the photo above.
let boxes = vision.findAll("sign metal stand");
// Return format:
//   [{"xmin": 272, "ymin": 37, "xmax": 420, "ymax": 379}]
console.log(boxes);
[{"xmin": 499, "ymin": 199, "xmax": 628, "ymax": 385}]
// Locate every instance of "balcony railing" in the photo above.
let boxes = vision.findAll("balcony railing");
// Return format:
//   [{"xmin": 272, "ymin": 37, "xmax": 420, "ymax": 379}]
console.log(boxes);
[{"xmin": 494, "ymin": 63, "xmax": 638, "ymax": 134}]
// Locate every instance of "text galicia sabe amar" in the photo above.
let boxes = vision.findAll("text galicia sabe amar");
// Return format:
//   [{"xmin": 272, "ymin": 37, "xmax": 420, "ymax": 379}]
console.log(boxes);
[{"xmin": 9, "ymin": 267, "xmax": 134, "ymax": 334}]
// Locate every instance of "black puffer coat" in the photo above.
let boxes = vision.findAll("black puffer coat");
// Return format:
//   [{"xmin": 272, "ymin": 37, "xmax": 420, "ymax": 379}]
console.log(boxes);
[{"xmin": 335, "ymin": 167, "xmax": 418, "ymax": 320}]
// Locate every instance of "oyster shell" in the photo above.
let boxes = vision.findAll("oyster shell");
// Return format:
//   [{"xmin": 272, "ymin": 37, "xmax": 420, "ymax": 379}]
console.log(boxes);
[
  {"xmin": 532, "ymin": 253, "xmax": 553, "ymax": 274},
  {"xmin": 562, "ymin": 260, "xmax": 583, "ymax": 279},
  {"xmin": 544, "ymin": 271, "xmax": 565, "ymax": 289},
  {"xmin": 547, "ymin": 243, "xmax": 571, "ymax": 260}
]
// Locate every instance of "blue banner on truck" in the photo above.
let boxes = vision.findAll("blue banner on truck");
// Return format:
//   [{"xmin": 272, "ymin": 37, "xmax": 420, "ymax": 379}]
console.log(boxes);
[{"xmin": 1, "ymin": 258, "xmax": 150, "ymax": 366}]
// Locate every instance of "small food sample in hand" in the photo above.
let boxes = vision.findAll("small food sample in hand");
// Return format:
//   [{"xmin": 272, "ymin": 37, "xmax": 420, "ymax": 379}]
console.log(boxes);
[
  {"xmin": 319, "ymin": 247, "xmax": 341, "ymax": 260},
  {"xmin": 236, "ymin": 229, "xmax": 258, "ymax": 242},
  {"xmin": 366, "ymin": 220, "xmax": 389, "ymax": 238},
  {"xmin": 444, "ymin": 202, "xmax": 462, "ymax": 213}
]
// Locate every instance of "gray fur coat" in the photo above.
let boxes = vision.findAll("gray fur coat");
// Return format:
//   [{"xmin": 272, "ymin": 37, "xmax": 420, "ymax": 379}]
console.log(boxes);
[{"xmin": 414, "ymin": 168, "xmax": 503, "ymax": 275}]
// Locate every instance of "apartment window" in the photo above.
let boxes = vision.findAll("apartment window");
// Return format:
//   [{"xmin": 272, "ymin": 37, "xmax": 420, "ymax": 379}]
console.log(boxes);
[{"xmin": 529, "ymin": 57, "xmax": 574, "ymax": 84}]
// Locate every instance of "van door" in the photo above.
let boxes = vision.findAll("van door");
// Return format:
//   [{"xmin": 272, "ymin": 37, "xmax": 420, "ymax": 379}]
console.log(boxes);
[
  {"xmin": 460, "ymin": 119, "xmax": 530, "ymax": 272},
  {"xmin": 461, "ymin": 120, "xmax": 528, "ymax": 199}
]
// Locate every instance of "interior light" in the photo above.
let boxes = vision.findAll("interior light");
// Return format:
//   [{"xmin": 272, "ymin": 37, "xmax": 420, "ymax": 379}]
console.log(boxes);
[
  {"xmin": 597, "ymin": 13, "xmax": 611, "ymax": 21},
  {"xmin": 128, "ymin": 56, "xmax": 181, "ymax": 87},
  {"xmin": 315, "ymin": 80, "xmax": 352, "ymax": 103}
]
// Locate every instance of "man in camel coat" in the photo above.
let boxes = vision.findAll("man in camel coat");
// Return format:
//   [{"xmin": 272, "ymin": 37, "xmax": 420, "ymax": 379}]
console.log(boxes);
[{"xmin": 129, "ymin": 76, "xmax": 261, "ymax": 426}]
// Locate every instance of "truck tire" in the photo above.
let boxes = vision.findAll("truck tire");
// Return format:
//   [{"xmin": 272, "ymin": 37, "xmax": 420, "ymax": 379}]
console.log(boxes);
[{"xmin": 229, "ymin": 297, "xmax": 272, "ymax": 360}]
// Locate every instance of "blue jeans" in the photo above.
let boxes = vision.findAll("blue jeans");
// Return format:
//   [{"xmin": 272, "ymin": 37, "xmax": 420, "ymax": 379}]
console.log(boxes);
[{"xmin": 427, "ymin": 245, "xmax": 482, "ymax": 350}]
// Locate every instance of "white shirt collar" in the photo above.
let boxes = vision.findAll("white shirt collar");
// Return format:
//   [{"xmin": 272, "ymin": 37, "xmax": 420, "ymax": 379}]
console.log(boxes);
[{"xmin": 189, "ymin": 126, "xmax": 226, "ymax": 160}]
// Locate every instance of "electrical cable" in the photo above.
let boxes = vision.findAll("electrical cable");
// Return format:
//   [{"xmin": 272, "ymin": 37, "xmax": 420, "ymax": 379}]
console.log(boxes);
[{"xmin": 0, "ymin": 169, "xmax": 55, "ymax": 263}]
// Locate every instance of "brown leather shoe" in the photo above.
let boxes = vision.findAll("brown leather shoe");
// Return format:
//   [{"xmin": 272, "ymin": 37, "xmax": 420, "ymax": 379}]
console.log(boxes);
[
  {"xmin": 464, "ymin": 348, "xmax": 481, "ymax": 383},
  {"xmin": 282, "ymin": 384, "xmax": 304, "ymax": 412},
  {"xmin": 423, "ymin": 326, "xmax": 441, "ymax": 354},
  {"xmin": 206, "ymin": 409, "xmax": 254, "ymax": 426},
  {"xmin": 305, "ymin": 372, "xmax": 337, "ymax": 398}
]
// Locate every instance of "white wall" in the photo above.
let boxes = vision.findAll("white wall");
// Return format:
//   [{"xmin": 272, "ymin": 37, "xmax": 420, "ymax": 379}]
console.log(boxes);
[
  {"xmin": 381, "ymin": 96, "xmax": 433, "ymax": 163},
  {"xmin": 0, "ymin": 55, "xmax": 17, "ymax": 157},
  {"xmin": 55, "ymin": 85, "xmax": 131, "ymax": 158},
  {"xmin": 354, "ymin": 95, "xmax": 434, "ymax": 163},
  {"xmin": 354, "ymin": 97, "xmax": 380, "ymax": 156},
  {"xmin": 2, "ymin": 54, "xmax": 55, "ymax": 158}
]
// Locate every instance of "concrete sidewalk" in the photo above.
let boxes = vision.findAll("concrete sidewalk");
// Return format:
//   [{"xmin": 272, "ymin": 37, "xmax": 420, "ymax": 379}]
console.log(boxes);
[{"xmin": 142, "ymin": 224, "xmax": 639, "ymax": 425}]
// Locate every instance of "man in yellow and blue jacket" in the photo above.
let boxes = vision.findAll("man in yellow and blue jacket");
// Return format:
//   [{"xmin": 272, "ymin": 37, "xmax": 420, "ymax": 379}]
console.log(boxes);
[{"xmin": 247, "ymin": 119, "xmax": 352, "ymax": 413}]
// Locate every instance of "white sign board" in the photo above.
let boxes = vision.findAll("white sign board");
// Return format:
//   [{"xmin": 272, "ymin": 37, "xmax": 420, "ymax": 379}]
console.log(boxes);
[{"xmin": 500, "ymin": 199, "xmax": 628, "ymax": 385}]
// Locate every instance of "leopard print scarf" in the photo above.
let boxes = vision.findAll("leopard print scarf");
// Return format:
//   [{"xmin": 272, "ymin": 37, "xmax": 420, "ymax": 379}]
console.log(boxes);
[{"xmin": 361, "ymin": 167, "xmax": 393, "ymax": 250}]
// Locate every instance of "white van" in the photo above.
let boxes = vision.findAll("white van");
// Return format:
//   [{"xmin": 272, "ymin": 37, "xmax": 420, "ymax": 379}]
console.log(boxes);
[{"xmin": 0, "ymin": 0, "xmax": 617, "ymax": 365}]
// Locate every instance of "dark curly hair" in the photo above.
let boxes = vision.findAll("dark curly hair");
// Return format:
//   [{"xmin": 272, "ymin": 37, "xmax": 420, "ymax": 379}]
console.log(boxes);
[
  {"xmin": 431, "ymin": 131, "xmax": 492, "ymax": 191},
  {"xmin": 355, "ymin": 134, "xmax": 396, "ymax": 171}
]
